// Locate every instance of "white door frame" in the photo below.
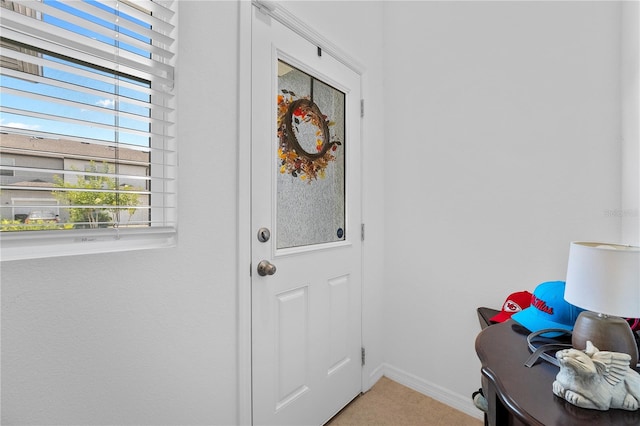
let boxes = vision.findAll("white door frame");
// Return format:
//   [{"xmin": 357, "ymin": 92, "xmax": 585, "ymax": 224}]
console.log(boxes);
[{"xmin": 238, "ymin": 1, "xmax": 366, "ymax": 424}]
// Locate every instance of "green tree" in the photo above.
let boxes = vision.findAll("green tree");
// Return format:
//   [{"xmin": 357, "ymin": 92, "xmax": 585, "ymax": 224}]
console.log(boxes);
[{"xmin": 53, "ymin": 162, "xmax": 140, "ymax": 228}]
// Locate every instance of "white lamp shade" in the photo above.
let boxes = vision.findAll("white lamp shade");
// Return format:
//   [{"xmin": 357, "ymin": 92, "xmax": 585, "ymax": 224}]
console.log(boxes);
[{"xmin": 564, "ymin": 242, "xmax": 640, "ymax": 318}]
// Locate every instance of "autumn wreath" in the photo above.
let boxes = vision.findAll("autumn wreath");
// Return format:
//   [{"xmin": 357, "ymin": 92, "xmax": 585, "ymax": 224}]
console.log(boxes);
[{"xmin": 277, "ymin": 90, "xmax": 341, "ymax": 182}]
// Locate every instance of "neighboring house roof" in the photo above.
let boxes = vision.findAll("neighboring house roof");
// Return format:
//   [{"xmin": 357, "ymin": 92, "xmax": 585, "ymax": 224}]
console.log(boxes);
[
  {"xmin": 6, "ymin": 180, "xmax": 53, "ymax": 188},
  {"xmin": 0, "ymin": 133, "xmax": 149, "ymax": 164}
]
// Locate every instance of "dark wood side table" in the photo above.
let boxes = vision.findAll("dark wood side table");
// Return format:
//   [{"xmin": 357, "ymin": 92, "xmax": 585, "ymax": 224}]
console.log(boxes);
[
  {"xmin": 475, "ymin": 320, "xmax": 640, "ymax": 425},
  {"xmin": 477, "ymin": 307, "xmax": 501, "ymax": 330}
]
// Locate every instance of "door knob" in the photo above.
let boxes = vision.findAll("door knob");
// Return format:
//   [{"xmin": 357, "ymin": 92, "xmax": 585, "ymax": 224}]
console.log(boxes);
[{"xmin": 257, "ymin": 260, "xmax": 277, "ymax": 276}]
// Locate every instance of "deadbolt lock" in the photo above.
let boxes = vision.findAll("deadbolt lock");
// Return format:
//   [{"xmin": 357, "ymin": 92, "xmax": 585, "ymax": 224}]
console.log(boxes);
[{"xmin": 257, "ymin": 227, "xmax": 271, "ymax": 243}]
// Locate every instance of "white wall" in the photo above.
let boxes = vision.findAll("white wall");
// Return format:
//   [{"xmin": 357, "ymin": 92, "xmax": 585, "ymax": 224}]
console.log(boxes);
[
  {"xmin": 382, "ymin": 0, "xmax": 623, "ymax": 414},
  {"xmin": 622, "ymin": 1, "xmax": 640, "ymax": 245}
]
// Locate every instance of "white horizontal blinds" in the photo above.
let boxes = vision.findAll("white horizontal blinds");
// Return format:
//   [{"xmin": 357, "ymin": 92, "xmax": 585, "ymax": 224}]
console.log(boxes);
[
  {"xmin": 0, "ymin": 0, "xmax": 174, "ymax": 82},
  {"xmin": 0, "ymin": 0, "xmax": 176, "ymax": 231}
]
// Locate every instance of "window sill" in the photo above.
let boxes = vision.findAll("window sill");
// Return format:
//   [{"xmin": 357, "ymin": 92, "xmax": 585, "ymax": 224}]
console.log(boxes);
[{"xmin": 0, "ymin": 227, "xmax": 176, "ymax": 261}]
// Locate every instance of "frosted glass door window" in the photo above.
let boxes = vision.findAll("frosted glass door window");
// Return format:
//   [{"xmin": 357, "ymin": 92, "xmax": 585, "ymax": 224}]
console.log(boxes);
[{"xmin": 276, "ymin": 60, "xmax": 345, "ymax": 249}]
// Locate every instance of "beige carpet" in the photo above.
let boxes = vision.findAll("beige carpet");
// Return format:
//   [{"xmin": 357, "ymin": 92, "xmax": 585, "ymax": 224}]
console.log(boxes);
[{"xmin": 325, "ymin": 377, "xmax": 483, "ymax": 426}]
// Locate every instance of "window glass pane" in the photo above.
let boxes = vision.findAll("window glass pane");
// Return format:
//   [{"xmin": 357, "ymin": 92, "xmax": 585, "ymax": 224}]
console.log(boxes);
[
  {"xmin": 0, "ymin": 0, "xmax": 153, "ymax": 232},
  {"xmin": 0, "ymin": 58, "xmax": 151, "ymax": 145},
  {"xmin": 47, "ymin": 0, "xmax": 152, "ymax": 58},
  {"xmin": 0, "ymin": 157, "xmax": 15, "ymax": 176},
  {"xmin": 276, "ymin": 60, "xmax": 346, "ymax": 249}
]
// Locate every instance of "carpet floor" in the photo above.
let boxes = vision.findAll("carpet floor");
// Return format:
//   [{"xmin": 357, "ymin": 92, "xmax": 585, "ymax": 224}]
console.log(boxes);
[{"xmin": 325, "ymin": 377, "xmax": 483, "ymax": 426}]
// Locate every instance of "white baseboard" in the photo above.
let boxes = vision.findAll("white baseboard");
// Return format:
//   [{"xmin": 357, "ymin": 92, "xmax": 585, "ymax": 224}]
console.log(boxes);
[
  {"xmin": 365, "ymin": 363, "xmax": 386, "ymax": 391},
  {"xmin": 378, "ymin": 363, "xmax": 484, "ymax": 421}
]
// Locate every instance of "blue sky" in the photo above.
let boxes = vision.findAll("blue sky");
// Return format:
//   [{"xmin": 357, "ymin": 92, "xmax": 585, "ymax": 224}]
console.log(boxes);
[{"xmin": 0, "ymin": 0, "xmax": 152, "ymax": 147}]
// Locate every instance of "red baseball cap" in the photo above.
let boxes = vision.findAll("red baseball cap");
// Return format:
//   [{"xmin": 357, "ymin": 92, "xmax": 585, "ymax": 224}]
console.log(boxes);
[{"xmin": 490, "ymin": 291, "xmax": 533, "ymax": 323}]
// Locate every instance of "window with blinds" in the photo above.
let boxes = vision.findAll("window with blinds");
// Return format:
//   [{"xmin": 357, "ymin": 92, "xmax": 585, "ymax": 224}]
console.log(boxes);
[{"xmin": 0, "ymin": 0, "xmax": 177, "ymax": 260}]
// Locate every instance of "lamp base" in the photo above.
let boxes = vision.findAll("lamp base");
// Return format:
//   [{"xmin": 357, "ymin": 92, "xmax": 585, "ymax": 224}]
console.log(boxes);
[{"xmin": 571, "ymin": 311, "xmax": 639, "ymax": 369}]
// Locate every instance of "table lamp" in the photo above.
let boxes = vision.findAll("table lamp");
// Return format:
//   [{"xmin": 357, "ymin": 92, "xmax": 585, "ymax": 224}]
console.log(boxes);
[{"xmin": 564, "ymin": 242, "xmax": 640, "ymax": 368}]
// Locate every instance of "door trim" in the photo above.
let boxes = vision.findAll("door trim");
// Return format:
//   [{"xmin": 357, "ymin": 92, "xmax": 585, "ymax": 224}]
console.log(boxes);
[
  {"xmin": 238, "ymin": 1, "xmax": 252, "ymax": 425},
  {"xmin": 252, "ymin": 1, "xmax": 366, "ymax": 75},
  {"xmin": 239, "ymin": 2, "xmax": 366, "ymax": 424}
]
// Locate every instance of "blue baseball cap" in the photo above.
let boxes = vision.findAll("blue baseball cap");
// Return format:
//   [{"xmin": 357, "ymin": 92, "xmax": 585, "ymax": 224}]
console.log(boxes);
[{"xmin": 511, "ymin": 281, "xmax": 583, "ymax": 333}]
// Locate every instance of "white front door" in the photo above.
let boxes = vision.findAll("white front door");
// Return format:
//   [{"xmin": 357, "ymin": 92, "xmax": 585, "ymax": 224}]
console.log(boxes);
[{"xmin": 251, "ymin": 5, "xmax": 363, "ymax": 426}]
